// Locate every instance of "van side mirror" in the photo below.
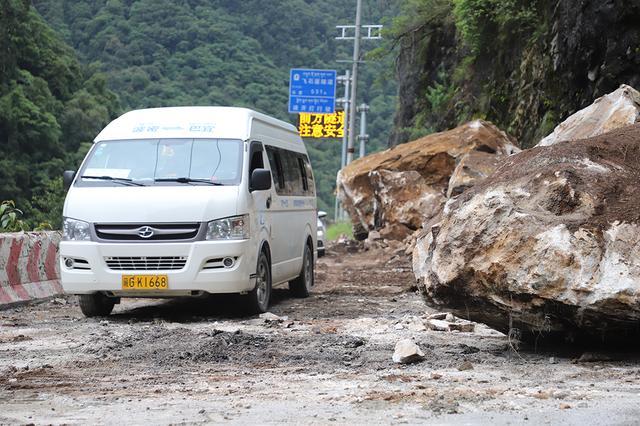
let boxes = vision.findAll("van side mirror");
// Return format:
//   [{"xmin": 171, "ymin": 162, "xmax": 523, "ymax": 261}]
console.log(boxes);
[
  {"xmin": 63, "ymin": 170, "xmax": 76, "ymax": 190},
  {"xmin": 318, "ymin": 210, "xmax": 327, "ymax": 219},
  {"xmin": 250, "ymin": 169, "xmax": 271, "ymax": 192}
]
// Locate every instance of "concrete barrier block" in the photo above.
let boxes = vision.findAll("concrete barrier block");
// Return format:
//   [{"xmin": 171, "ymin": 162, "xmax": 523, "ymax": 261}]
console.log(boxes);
[{"xmin": 0, "ymin": 231, "xmax": 63, "ymax": 307}]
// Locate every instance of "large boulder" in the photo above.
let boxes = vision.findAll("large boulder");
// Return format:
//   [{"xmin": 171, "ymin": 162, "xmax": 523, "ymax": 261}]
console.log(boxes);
[
  {"xmin": 538, "ymin": 84, "xmax": 640, "ymax": 147},
  {"xmin": 337, "ymin": 120, "xmax": 519, "ymax": 239},
  {"xmin": 413, "ymin": 124, "xmax": 640, "ymax": 344}
]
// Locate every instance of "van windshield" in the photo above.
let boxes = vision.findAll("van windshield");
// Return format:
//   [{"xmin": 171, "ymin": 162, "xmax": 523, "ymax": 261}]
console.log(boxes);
[{"xmin": 78, "ymin": 139, "xmax": 243, "ymax": 186}]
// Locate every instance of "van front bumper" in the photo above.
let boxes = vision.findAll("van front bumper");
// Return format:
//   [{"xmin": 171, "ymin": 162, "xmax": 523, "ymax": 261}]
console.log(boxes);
[{"xmin": 60, "ymin": 240, "xmax": 256, "ymax": 296}]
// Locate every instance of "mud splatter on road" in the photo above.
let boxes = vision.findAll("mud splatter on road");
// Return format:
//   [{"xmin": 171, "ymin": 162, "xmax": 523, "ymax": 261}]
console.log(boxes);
[{"xmin": 1, "ymin": 245, "xmax": 639, "ymax": 424}]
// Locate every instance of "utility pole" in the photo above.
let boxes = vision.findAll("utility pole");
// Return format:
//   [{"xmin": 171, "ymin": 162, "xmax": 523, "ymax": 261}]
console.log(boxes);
[
  {"xmin": 337, "ymin": 71, "xmax": 350, "ymax": 170},
  {"xmin": 346, "ymin": 0, "xmax": 362, "ymax": 165},
  {"xmin": 335, "ymin": 71, "xmax": 350, "ymax": 222},
  {"xmin": 334, "ymin": 2, "xmax": 382, "ymax": 220},
  {"xmin": 358, "ymin": 103, "xmax": 369, "ymax": 158},
  {"xmin": 336, "ymin": 3, "xmax": 382, "ymax": 166}
]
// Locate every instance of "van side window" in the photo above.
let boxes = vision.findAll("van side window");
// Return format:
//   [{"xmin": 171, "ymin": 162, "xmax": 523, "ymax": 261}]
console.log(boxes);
[
  {"xmin": 281, "ymin": 150, "xmax": 303, "ymax": 195},
  {"xmin": 302, "ymin": 154, "xmax": 315, "ymax": 196},
  {"xmin": 249, "ymin": 142, "xmax": 264, "ymax": 174},
  {"xmin": 265, "ymin": 146, "xmax": 284, "ymax": 193},
  {"xmin": 297, "ymin": 156, "xmax": 308, "ymax": 193},
  {"xmin": 265, "ymin": 147, "xmax": 313, "ymax": 197}
]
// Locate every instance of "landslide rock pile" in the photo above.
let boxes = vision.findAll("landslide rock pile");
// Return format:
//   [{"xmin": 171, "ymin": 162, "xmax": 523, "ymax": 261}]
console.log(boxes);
[
  {"xmin": 413, "ymin": 124, "xmax": 640, "ymax": 344},
  {"xmin": 538, "ymin": 84, "xmax": 640, "ymax": 147},
  {"xmin": 337, "ymin": 120, "xmax": 519, "ymax": 240}
]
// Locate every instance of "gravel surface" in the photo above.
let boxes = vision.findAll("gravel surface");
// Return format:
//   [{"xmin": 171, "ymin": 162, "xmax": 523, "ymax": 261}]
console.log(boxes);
[{"xmin": 1, "ymin": 243, "xmax": 639, "ymax": 424}]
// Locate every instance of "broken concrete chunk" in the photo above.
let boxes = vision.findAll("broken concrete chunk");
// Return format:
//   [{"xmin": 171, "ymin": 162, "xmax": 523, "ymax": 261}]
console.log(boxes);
[
  {"xmin": 392, "ymin": 339, "xmax": 425, "ymax": 364},
  {"xmin": 538, "ymin": 84, "xmax": 640, "ymax": 147}
]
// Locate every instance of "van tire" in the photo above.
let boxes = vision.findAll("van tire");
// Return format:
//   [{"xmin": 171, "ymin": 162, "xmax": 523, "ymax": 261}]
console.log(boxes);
[
  {"xmin": 247, "ymin": 251, "xmax": 272, "ymax": 314},
  {"xmin": 290, "ymin": 243, "xmax": 313, "ymax": 298},
  {"xmin": 79, "ymin": 293, "xmax": 115, "ymax": 317}
]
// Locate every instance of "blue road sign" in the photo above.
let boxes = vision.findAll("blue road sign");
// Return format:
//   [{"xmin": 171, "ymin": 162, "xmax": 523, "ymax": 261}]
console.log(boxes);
[{"xmin": 288, "ymin": 69, "xmax": 337, "ymax": 114}]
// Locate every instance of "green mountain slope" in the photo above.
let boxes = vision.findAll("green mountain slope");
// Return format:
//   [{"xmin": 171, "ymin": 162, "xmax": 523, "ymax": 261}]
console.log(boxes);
[
  {"xmin": 33, "ymin": 0, "xmax": 400, "ymax": 215},
  {"xmin": 0, "ymin": 0, "xmax": 119, "ymax": 228}
]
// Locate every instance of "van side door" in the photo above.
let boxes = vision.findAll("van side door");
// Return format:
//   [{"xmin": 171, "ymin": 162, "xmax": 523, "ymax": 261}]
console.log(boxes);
[
  {"xmin": 248, "ymin": 141, "xmax": 271, "ymax": 257},
  {"xmin": 264, "ymin": 145, "xmax": 289, "ymax": 283}
]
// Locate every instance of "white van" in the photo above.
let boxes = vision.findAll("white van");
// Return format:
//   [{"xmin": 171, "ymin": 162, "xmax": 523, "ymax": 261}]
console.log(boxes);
[{"xmin": 60, "ymin": 107, "xmax": 317, "ymax": 317}]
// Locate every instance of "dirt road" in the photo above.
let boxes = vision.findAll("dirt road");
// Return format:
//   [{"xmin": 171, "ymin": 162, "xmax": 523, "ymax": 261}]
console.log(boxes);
[{"xmin": 1, "ymin": 244, "xmax": 639, "ymax": 424}]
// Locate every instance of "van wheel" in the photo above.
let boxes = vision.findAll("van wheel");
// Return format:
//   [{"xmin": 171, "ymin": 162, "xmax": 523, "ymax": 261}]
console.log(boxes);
[
  {"xmin": 79, "ymin": 293, "xmax": 115, "ymax": 317},
  {"xmin": 247, "ymin": 251, "xmax": 272, "ymax": 314},
  {"xmin": 290, "ymin": 244, "xmax": 313, "ymax": 298}
]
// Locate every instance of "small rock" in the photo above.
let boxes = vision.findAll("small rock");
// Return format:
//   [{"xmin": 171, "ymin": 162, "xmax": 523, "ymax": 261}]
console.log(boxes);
[
  {"xmin": 428, "ymin": 313, "xmax": 448, "ymax": 320},
  {"xmin": 368, "ymin": 230, "xmax": 381, "ymax": 241},
  {"xmin": 577, "ymin": 352, "xmax": 615, "ymax": 362},
  {"xmin": 392, "ymin": 339, "xmax": 425, "ymax": 364},
  {"xmin": 559, "ymin": 403, "xmax": 571, "ymax": 410},
  {"xmin": 427, "ymin": 319, "xmax": 450, "ymax": 331},
  {"xmin": 457, "ymin": 361, "xmax": 474, "ymax": 371},
  {"xmin": 259, "ymin": 312, "xmax": 287, "ymax": 322},
  {"xmin": 448, "ymin": 322, "xmax": 475, "ymax": 333},
  {"xmin": 430, "ymin": 372, "xmax": 443, "ymax": 380},
  {"xmin": 407, "ymin": 322, "xmax": 427, "ymax": 332},
  {"xmin": 445, "ymin": 313, "xmax": 455, "ymax": 322}
]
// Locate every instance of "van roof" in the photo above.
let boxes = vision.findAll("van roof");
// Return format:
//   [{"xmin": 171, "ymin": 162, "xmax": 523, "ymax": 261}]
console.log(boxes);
[{"xmin": 94, "ymin": 106, "xmax": 299, "ymax": 142}]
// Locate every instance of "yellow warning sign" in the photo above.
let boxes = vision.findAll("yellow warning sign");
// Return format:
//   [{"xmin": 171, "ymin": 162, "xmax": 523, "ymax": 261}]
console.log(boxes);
[{"xmin": 298, "ymin": 111, "xmax": 345, "ymax": 139}]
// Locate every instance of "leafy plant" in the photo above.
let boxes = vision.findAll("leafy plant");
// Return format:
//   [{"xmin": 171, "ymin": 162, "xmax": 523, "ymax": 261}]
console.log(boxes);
[
  {"xmin": 0, "ymin": 200, "xmax": 26, "ymax": 232},
  {"xmin": 452, "ymin": 0, "xmax": 539, "ymax": 55},
  {"xmin": 326, "ymin": 221, "xmax": 354, "ymax": 241}
]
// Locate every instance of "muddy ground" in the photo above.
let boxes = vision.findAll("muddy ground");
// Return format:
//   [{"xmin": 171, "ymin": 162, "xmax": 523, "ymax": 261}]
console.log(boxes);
[{"xmin": 1, "ymin": 244, "xmax": 639, "ymax": 425}]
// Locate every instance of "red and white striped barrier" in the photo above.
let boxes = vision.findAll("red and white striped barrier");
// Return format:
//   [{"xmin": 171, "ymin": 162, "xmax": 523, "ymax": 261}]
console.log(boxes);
[{"xmin": 0, "ymin": 232, "xmax": 63, "ymax": 306}]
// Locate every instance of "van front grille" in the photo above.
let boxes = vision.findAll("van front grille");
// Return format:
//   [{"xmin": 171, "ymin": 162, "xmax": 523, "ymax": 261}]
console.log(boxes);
[
  {"xmin": 105, "ymin": 256, "xmax": 187, "ymax": 271},
  {"xmin": 95, "ymin": 223, "xmax": 200, "ymax": 241}
]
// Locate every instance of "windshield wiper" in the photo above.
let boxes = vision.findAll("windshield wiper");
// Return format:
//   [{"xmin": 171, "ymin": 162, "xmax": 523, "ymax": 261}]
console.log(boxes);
[
  {"xmin": 154, "ymin": 177, "xmax": 223, "ymax": 185},
  {"xmin": 81, "ymin": 175, "xmax": 145, "ymax": 186}
]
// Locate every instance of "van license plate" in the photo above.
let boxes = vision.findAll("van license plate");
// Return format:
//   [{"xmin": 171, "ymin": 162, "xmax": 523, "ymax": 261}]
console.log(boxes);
[{"xmin": 122, "ymin": 275, "xmax": 168, "ymax": 290}]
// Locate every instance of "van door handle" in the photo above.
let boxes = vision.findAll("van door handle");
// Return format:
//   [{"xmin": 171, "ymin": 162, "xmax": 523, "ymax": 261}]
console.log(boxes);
[{"xmin": 266, "ymin": 196, "xmax": 272, "ymax": 209}]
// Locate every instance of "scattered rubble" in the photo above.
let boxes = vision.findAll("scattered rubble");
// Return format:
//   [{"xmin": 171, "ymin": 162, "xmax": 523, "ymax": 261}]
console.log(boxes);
[
  {"xmin": 457, "ymin": 361, "xmax": 474, "ymax": 371},
  {"xmin": 337, "ymin": 120, "xmax": 519, "ymax": 240},
  {"xmin": 259, "ymin": 312, "xmax": 288, "ymax": 322},
  {"xmin": 426, "ymin": 313, "xmax": 476, "ymax": 333},
  {"xmin": 538, "ymin": 84, "xmax": 640, "ymax": 147},
  {"xmin": 392, "ymin": 339, "xmax": 425, "ymax": 364},
  {"xmin": 413, "ymin": 123, "xmax": 640, "ymax": 344}
]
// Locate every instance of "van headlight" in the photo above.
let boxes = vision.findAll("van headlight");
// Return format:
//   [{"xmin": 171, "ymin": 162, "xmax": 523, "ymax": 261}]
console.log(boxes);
[
  {"xmin": 206, "ymin": 215, "xmax": 249, "ymax": 240},
  {"xmin": 63, "ymin": 218, "xmax": 91, "ymax": 241}
]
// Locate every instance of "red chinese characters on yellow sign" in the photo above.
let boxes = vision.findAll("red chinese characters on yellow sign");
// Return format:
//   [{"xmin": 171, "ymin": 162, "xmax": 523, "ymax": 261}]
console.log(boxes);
[{"xmin": 298, "ymin": 111, "xmax": 345, "ymax": 139}]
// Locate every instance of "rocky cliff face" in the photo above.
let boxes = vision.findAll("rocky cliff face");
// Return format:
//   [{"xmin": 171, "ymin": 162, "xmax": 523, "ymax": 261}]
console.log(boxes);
[
  {"xmin": 390, "ymin": 0, "xmax": 640, "ymax": 148},
  {"xmin": 413, "ymin": 124, "xmax": 640, "ymax": 344}
]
